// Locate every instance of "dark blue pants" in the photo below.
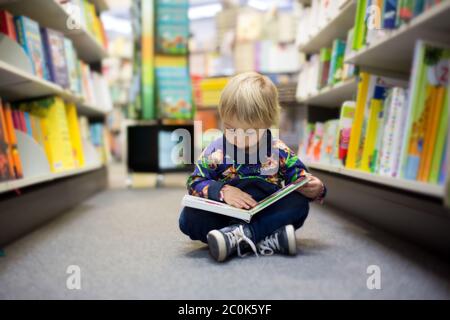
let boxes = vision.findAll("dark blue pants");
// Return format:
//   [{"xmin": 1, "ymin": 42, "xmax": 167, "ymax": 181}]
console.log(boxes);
[{"xmin": 179, "ymin": 180, "xmax": 310, "ymax": 244}]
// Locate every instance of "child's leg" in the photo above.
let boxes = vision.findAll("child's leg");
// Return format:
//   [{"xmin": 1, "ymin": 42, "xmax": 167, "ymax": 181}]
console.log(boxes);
[
  {"xmin": 179, "ymin": 207, "xmax": 233, "ymax": 243},
  {"xmin": 248, "ymin": 192, "xmax": 310, "ymax": 243}
]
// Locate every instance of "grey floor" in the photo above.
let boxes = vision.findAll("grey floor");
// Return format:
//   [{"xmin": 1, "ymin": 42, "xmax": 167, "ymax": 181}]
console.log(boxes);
[{"xmin": 0, "ymin": 173, "xmax": 450, "ymax": 299}]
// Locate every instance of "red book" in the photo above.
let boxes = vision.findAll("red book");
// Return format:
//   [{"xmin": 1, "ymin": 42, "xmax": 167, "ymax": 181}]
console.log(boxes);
[{"xmin": 0, "ymin": 10, "xmax": 17, "ymax": 41}]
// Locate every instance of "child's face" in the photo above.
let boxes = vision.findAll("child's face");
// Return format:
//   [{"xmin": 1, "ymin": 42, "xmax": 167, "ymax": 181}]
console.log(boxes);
[{"xmin": 223, "ymin": 117, "xmax": 268, "ymax": 150}]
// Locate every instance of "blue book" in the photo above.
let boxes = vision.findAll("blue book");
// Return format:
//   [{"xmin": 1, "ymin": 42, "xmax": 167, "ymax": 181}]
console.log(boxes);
[
  {"xmin": 382, "ymin": 0, "xmax": 397, "ymax": 29},
  {"xmin": 14, "ymin": 16, "xmax": 49, "ymax": 80},
  {"xmin": 23, "ymin": 112, "xmax": 32, "ymax": 136}
]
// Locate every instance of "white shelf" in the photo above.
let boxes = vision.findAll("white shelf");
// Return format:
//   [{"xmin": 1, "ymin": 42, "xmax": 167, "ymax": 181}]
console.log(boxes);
[
  {"xmin": 297, "ymin": 77, "xmax": 357, "ymax": 107},
  {"xmin": 0, "ymin": 0, "xmax": 108, "ymax": 63},
  {"xmin": 0, "ymin": 164, "xmax": 103, "ymax": 195},
  {"xmin": 307, "ymin": 162, "xmax": 444, "ymax": 198},
  {"xmin": 298, "ymin": 0, "xmax": 356, "ymax": 54},
  {"xmin": 0, "ymin": 61, "xmax": 109, "ymax": 116},
  {"xmin": 345, "ymin": 0, "xmax": 450, "ymax": 73}
]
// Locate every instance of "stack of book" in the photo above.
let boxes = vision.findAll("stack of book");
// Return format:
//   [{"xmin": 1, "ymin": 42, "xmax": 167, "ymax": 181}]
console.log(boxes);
[
  {"xmin": 352, "ymin": 0, "xmax": 444, "ymax": 50},
  {"xmin": 299, "ymin": 40, "xmax": 450, "ymax": 185}
]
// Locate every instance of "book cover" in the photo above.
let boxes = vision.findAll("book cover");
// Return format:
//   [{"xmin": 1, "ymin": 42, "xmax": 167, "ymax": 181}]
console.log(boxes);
[
  {"xmin": 182, "ymin": 175, "xmax": 310, "ymax": 222},
  {"xmin": 360, "ymin": 98, "xmax": 384, "ymax": 172},
  {"xmin": 41, "ymin": 28, "xmax": 70, "ymax": 88},
  {"xmin": 65, "ymin": 102, "xmax": 85, "ymax": 168},
  {"xmin": 0, "ymin": 10, "xmax": 17, "ymax": 41},
  {"xmin": 328, "ymin": 39, "xmax": 346, "ymax": 86},
  {"xmin": 429, "ymin": 90, "xmax": 449, "ymax": 183},
  {"xmin": 0, "ymin": 100, "xmax": 14, "ymax": 181},
  {"xmin": 2, "ymin": 103, "xmax": 23, "ymax": 178},
  {"xmin": 337, "ymin": 101, "xmax": 356, "ymax": 166},
  {"xmin": 29, "ymin": 97, "xmax": 75, "ymax": 172},
  {"xmin": 418, "ymin": 86, "xmax": 445, "ymax": 181},
  {"xmin": 352, "ymin": 0, "xmax": 368, "ymax": 51},
  {"xmin": 63, "ymin": 38, "xmax": 81, "ymax": 95},
  {"xmin": 14, "ymin": 16, "xmax": 48, "ymax": 79},
  {"xmin": 346, "ymin": 72, "xmax": 371, "ymax": 169},
  {"xmin": 318, "ymin": 47, "xmax": 331, "ymax": 89},
  {"xmin": 382, "ymin": 0, "xmax": 398, "ymax": 29}
]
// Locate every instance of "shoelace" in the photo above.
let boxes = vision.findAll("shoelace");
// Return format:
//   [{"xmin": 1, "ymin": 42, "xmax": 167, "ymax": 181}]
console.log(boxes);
[
  {"xmin": 225, "ymin": 225, "xmax": 258, "ymax": 258},
  {"xmin": 257, "ymin": 233, "xmax": 280, "ymax": 256}
]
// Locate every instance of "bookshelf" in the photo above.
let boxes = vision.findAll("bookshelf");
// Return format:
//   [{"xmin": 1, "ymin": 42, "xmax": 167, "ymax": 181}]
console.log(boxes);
[
  {"xmin": 297, "ymin": 77, "xmax": 357, "ymax": 107},
  {"xmin": 0, "ymin": 0, "xmax": 110, "ymax": 247},
  {"xmin": 307, "ymin": 162, "xmax": 444, "ymax": 198},
  {"xmin": 345, "ymin": 1, "xmax": 450, "ymax": 73},
  {"xmin": 298, "ymin": 0, "xmax": 356, "ymax": 54},
  {"xmin": 0, "ymin": 0, "xmax": 108, "ymax": 63}
]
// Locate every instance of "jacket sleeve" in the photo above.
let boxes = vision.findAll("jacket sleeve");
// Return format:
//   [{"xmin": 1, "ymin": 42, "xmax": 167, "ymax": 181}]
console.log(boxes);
[
  {"xmin": 278, "ymin": 140, "xmax": 327, "ymax": 202},
  {"xmin": 186, "ymin": 145, "xmax": 225, "ymax": 201}
]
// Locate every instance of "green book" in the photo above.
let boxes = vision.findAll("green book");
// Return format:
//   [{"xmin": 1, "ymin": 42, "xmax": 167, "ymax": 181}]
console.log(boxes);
[
  {"xmin": 429, "ymin": 91, "xmax": 449, "ymax": 183},
  {"xmin": 352, "ymin": 0, "xmax": 368, "ymax": 51}
]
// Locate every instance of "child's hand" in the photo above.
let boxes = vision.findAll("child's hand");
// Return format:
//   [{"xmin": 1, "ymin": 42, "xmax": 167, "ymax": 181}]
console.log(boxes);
[
  {"xmin": 222, "ymin": 185, "xmax": 257, "ymax": 210},
  {"xmin": 296, "ymin": 175, "xmax": 324, "ymax": 199}
]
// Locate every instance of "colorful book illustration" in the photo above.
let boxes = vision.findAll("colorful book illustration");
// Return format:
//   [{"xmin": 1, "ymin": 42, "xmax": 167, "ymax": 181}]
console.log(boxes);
[
  {"xmin": 14, "ymin": 16, "xmax": 48, "ymax": 79},
  {"xmin": 40, "ymin": 28, "xmax": 70, "ymax": 88},
  {"xmin": 182, "ymin": 175, "xmax": 310, "ymax": 222},
  {"xmin": 0, "ymin": 99, "xmax": 14, "ymax": 181}
]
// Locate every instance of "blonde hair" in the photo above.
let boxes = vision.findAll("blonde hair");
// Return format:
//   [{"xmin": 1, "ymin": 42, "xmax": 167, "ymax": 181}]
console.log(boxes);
[{"xmin": 218, "ymin": 72, "xmax": 280, "ymax": 127}]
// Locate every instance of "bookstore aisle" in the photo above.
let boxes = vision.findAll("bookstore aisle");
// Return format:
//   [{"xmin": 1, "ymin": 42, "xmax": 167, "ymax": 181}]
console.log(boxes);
[
  {"xmin": 1, "ymin": 0, "xmax": 450, "ymax": 300},
  {"xmin": 0, "ymin": 164, "xmax": 449, "ymax": 299}
]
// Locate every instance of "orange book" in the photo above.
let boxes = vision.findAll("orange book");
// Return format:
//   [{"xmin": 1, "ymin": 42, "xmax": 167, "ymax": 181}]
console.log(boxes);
[
  {"xmin": 419, "ymin": 87, "xmax": 446, "ymax": 181},
  {"xmin": 3, "ymin": 103, "xmax": 23, "ymax": 178},
  {"xmin": 0, "ymin": 100, "xmax": 15, "ymax": 180}
]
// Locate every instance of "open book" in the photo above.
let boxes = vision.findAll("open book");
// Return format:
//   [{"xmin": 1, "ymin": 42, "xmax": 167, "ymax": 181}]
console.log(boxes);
[{"xmin": 181, "ymin": 176, "xmax": 310, "ymax": 222}]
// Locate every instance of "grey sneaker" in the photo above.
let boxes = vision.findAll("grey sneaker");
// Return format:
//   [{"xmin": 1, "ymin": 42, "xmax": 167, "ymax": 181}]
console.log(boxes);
[
  {"xmin": 207, "ymin": 224, "xmax": 257, "ymax": 262},
  {"xmin": 257, "ymin": 225, "xmax": 297, "ymax": 256}
]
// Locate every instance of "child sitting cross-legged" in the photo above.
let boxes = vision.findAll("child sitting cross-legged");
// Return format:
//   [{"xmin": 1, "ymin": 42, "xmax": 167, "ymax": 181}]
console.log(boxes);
[{"xmin": 179, "ymin": 72, "xmax": 326, "ymax": 262}]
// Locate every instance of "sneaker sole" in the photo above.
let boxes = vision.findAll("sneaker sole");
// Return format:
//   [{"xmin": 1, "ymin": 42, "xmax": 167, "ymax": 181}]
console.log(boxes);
[
  {"xmin": 207, "ymin": 230, "xmax": 227, "ymax": 262},
  {"xmin": 286, "ymin": 225, "xmax": 297, "ymax": 256}
]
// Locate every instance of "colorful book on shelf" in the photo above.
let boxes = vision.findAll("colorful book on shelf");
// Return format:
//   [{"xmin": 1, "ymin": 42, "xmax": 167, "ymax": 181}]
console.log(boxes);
[
  {"xmin": 429, "ymin": 89, "xmax": 449, "ymax": 184},
  {"xmin": 0, "ymin": 99, "xmax": 14, "ymax": 181},
  {"xmin": 0, "ymin": 10, "xmax": 17, "ymax": 41},
  {"xmin": 14, "ymin": 16, "xmax": 48, "ymax": 80},
  {"xmin": 318, "ymin": 47, "xmax": 331, "ymax": 89},
  {"xmin": 399, "ymin": 40, "xmax": 450, "ymax": 182},
  {"xmin": 1, "ymin": 102, "xmax": 23, "ymax": 179},
  {"xmin": 352, "ymin": 0, "xmax": 367, "ymax": 51},
  {"xmin": 40, "ymin": 28, "xmax": 70, "ymax": 89},
  {"xmin": 337, "ymin": 101, "xmax": 356, "ymax": 166},
  {"xmin": 360, "ymin": 96, "xmax": 384, "ymax": 173},
  {"xmin": 382, "ymin": 0, "xmax": 398, "ymax": 29},
  {"xmin": 65, "ymin": 102, "xmax": 85, "ymax": 168},
  {"xmin": 64, "ymin": 38, "xmax": 82, "ymax": 95},
  {"xmin": 182, "ymin": 175, "xmax": 310, "ymax": 223},
  {"xmin": 328, "ymin": 39, "xmax": 346, "ymax": 86},
  {"xmin": 28, "ymin": 97, "xmax": 75, "ymax": 173},
  {"xmin": 377, "ymin": 87, "xmax": 408, "ymax": 177}
]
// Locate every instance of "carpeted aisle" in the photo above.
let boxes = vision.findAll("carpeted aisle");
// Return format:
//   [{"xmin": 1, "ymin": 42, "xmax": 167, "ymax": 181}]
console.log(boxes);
[{"xmin": 0, "ymin": 186, "xmax": 449, "ymax": 299}]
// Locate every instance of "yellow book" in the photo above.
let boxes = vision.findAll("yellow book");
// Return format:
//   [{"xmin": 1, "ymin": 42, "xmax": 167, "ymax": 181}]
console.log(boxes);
[
  {"xmin": 360, "ymin": 99, "xmax": 383, "ymax": 172},
  {"xmin": 65, "ymin": 102, "xmax": 85, "ymax": 168},
  {"xmin": 420, "ymin": 86, "xmax": 445, "ymax": 181},
  {"xmin": 29, "ymin": 97, "xmax": 75, "ymax": 173},
  {"xmin": 346, "ymin": 72, "xmax": 371, "ymax": 169}
]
